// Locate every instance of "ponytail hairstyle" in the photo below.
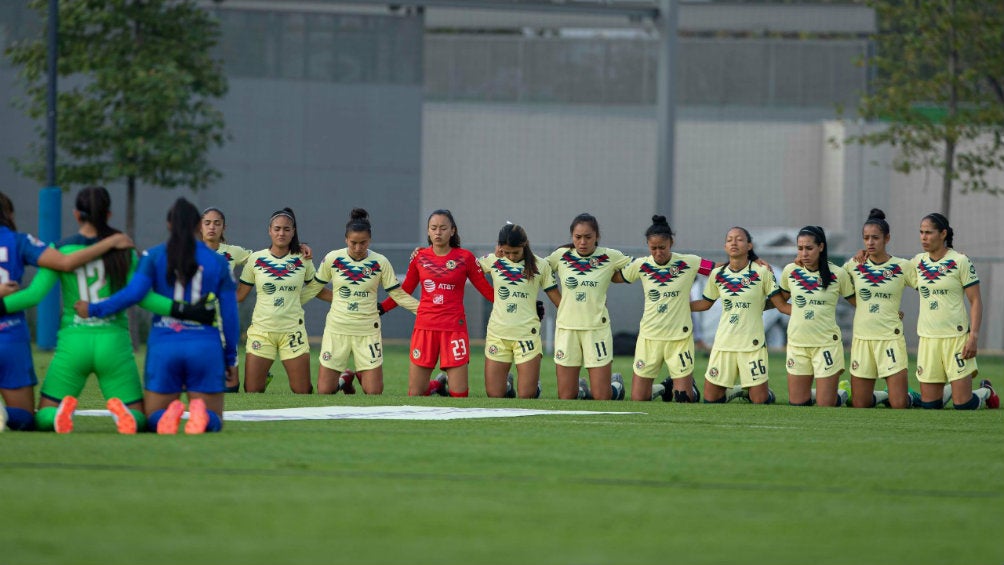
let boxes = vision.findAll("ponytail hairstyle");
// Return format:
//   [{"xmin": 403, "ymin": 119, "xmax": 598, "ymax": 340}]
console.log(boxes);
[
  {"xmin": 797, "ymin": 225, "xmax": 833, "ymax": 289},
  {"xmin": 269, "ymin": 207, "xmax": 302, "ymax": 254},
  {"xmin": 863, "ymin": 208, "xmax": 890, "ymax": 237},
  {"xmin": 345, "ymin": 208, "xmax": 372, "ymax": 237},
  {"xmin": 718, "ymin": 226, "xmax": 759, "ymax": 277},
  {"xmin": 922, "ymin": 212, "xmax": 953, "ymax": 248},
  {"xmin": 645, "ymin": 214, "xmax": 674, "ymax": 243},
  {"xmin": 201, "ymin": 207, "xmax": 227, "ymax": 243},
  {"xmin": 167, "ymin": 198, "xmax": 200, "ymax": 287},
  {"xmin": 76, "ymin": 186, "xmax": 130, "ymax": 291},
  {"xmin": 498, "ymin": 222, "xmax": 538, "ymax": 280},
  {"xmin": 563, "ymin": 212, "xmax": 600, "ymax": 249},
  {"xmin": 427, "ymin": 209, "xmax": 461, "ymax": 247},
  {"xmin": 0, "ymin": 191, "xmax": 16, "ymax": 231}
]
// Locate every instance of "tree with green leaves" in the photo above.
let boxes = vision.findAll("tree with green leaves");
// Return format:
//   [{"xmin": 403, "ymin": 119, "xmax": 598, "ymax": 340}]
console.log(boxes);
[
  {"xmin": 5, "ymin": 0, "xmax": 227, "ymax": 237},
  {"xmin": 848, "ymin": 0, "xmax": 1003, "ymax": 218}
]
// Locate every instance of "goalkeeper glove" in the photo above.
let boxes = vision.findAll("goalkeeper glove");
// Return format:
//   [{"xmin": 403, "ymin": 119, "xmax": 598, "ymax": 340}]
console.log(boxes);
[{"xmin": 170, "ymin": 293, "xmax": 217, "ymax": 325}]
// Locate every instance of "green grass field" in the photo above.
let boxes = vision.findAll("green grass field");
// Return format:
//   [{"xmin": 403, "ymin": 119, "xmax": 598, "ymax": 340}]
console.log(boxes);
[{"xmin": 3, "ymin": 344, "xmax": 1002, "ymax": 565}]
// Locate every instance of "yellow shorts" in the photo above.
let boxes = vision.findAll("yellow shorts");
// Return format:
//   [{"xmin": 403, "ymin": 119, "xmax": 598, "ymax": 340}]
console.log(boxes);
[
  {"xmin": 633, "ymin": 336, "xmax": 695, "ymax": 380},
  {"xmin": 705, "ymin": 347, "xmax": 770, "ymax": 388},
  {"xmin": 916, "ymin": 334, "xmax": 978, "ymax": 384},
  {"xmin": 319, "ymin": 330, "xmax": 383, "ymax": 372},
  {"xmin": 246, "ymin": 324, "xmax": 310, "ymax": 361},
  {"xmin": 485, "ymin": 331, "xmax": 542, "ymax": 365},
  {"xmin": 849, "ymin": 337, "xmax": 907, "ymax": 379},
  {"xmin": 554, "ymin": 327, "xmax": 613, "ymax": 369},
  {"xmin": 785, "ymin": 343, "xmax": 844, "ymax": 379}
]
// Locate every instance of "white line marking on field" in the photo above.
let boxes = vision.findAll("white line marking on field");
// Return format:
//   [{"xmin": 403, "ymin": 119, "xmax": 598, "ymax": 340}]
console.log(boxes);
[{"xmin": 76, "ymin": 405, "xmax": 644, "ymax": 422}]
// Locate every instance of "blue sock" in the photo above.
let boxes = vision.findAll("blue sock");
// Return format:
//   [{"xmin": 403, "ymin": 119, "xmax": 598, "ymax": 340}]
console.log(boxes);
[
  {"xmin": 789, "ymin": 399, "xmax": 813, "ymax": 407},
  {"xmin": 6, "ymin": 407, "xmax": 36, "ymax": 431},
  {"xmin": 953, "ymin": 394, "xmax": 980, "ymax": 411},
  {"xmin": 147, "ymin": 409, "xmax": 165, "ymax": 432},
  {"xmin": 206, "ymin": 410, "xmax": 223, "ymax": 433},
  {"xmin": 756, "ymin": 390, "xmax": 777, "ymax": 405},
  {"xmin": 703, "ymin": 396, "xmax": 726, "ymax": 404},
  {"xmin": 918, "ymin": 399, "xmax": 943, "ymax": 410}
]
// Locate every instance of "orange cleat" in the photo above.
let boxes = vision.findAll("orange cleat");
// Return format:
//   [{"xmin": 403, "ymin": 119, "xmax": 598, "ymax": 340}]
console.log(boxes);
[
  {"xmin": 184, "ymin": 398, "xmax": 209, "ymax": 435},
  {"xmin": 106, "ymin": 398, "xmax": 137, "ymax": 435},
  {"xmin": 54, "ymin": 396, "xmax": 78, "ymax": 434},
  {"xmin": 157, "ymin": 400, "xmax": 185, "ymax": 435}
]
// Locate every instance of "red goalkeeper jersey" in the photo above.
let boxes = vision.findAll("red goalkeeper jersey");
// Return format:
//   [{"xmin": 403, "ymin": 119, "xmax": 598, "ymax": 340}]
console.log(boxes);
[{"xmin": 381, "ymin": 247, "xmax": 494, "ymax": 331}]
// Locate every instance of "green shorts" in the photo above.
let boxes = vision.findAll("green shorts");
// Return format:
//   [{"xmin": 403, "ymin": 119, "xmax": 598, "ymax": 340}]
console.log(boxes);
[{"xmin": 40, "ymin": 327, "xmax": 143, "ymax": 404}]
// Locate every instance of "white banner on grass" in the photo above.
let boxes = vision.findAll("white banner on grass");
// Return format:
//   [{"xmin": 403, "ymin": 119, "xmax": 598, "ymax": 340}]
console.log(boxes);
[{"xmin": 76, "ymin": 405, "xmax": 643, "ymax": 422}]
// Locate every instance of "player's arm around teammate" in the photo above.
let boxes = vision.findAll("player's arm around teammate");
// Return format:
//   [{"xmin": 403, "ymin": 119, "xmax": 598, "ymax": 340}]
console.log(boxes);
[
  {"xmin": 236, "ymin": 208, "xmax": 319, "ymax": 394},
  {"xmin": 381, "ymin": 209, "xmax": 495, "ymax": 397},
  {"xmin": 314, "ymin": 208, "xmax": 418, "ymax": 395},
  {"xmin": 777, "ymin": 226, "xmax": 855, "ymax": 407},
  {"xmin": 842, "ymin": 209, "xmax": 918, "ymax": 409},
  {"xmin": 691, "ymin": 227, "xmax": 787, "ymax": 405},
  {"xmin": 480, "ymin": 223, "xmax": 561, "ymax": 399},
  {"xmin": 912, "ymin": 213, "xmax": 997, "ymax": 410},
  {"xmin": 620, "ymin": 215, "xmax": 715, "ymax": 402},
  {"xmin": 546, "ymin": 213, "xmax": 632, "ymax": 400},
  {"xmin": 0, "ymin": 190, "xmax": 135, "ymax": 430},
  {"xmin": 80, "ymin": 198, "xmax": 240, "ymax": 433}
]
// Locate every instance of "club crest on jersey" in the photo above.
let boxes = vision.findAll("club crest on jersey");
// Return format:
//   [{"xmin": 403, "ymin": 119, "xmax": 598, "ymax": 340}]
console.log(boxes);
[
  {"xmin": 488, "ymin": 344, "xmax": 499, "ymax": 355},
  {"xmin": 918, "ymin": 258, "xmax": 957, "ymax": 282},
  {"xmin": 492, "ymin": 259, "xmax": 526, "ymax": 284},
  {"xmin": 322, "ymin": 352, "xmax": 331, "ymax": 361},
  {"xmin": 561, "ymin": 250, "xmax": 610, "ymax": 274},
  {"xmin": 640, "ymin": 260, "xmax": 688, "ymax": 285},
  {"xmin": 856, "ymin": 262, "xmax": 903, "ymax": 286},
  {"xmin": 412, "ymin": 348, "xmax": 421, "ymax": 359},
  {"xmin": 715, "ymin": 269, "xmax": 760, "ymax": 296},
  {"xmin": 251, "ymin": 340, "xmax": 262, "ymax": 351},
  {"xmin": 786, "ymin": 358, "xmax": 795, "ymax": 368},
  {"xmin": 634, "ymin": 360, "xmax": 645, "ymax": 370},
  {"xmin": 256, "ymin": 256, "xmax": 303, "ymax": 280},
  {"xmin": 332, "ymin": 257, "xmax": 379, "ymax": 284},
  {"xmin": 709, "ymin": 368, "xmax": 719, "ymax": 378},
  {"xmin": 789, "ymin": 268, "xmax": 835, "ymax": 293},
  {"xmin": 445, "ymin": 259, "xmax": 457, "ymax": 270},
  {"xmin": 555, "ymin": 350, "xmax": 566, "ymax": 360},
  {"xmin": 851, "ymin": 360, "xmax": 859, "ymax": 371}
]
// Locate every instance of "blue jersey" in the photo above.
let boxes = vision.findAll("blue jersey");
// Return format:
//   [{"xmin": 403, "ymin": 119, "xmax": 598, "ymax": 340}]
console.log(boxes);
[
  {"xmin": 0, "ymin": 226, "xmax": 49, "ymax": 342},
  {"xmin": 89, "ymin": 241, "xmax": 239, "ymax": 366}
]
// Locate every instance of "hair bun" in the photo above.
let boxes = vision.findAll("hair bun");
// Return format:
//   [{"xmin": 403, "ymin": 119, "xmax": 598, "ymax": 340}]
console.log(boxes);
[
  {"xmin": 350, "ymin": 208, "xmax": 369, "ymax": 221},
  {"xmin": 651, "ymin": 214, "xmax": 668, "ymax": 225},
  {"xmin": 867, "ymin": 208, "xmax": 886, "ymax": 221}
]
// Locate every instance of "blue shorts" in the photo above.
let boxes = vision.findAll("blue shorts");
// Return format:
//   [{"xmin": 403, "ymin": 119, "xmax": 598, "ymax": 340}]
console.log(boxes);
[
  {"xmin": 0, "ymin": 338, "xmax": 38, "ymax": 389},
  {"xmin": 144, "ymin": 336, "xmax": 225, "ymax": 394}
]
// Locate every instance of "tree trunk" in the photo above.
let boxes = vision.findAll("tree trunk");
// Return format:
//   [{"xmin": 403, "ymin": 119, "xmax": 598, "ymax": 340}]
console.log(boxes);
[
  {"xmin": 941, "ymin": 0, "xmax": 958, "ymax": 218},
  {"xmin": 942, "ymin": 138, "xmax": 955, "ymax": 218},
  {"xmin": 126, "ymin": 175, "xmax": 141, "ymax": 351}
]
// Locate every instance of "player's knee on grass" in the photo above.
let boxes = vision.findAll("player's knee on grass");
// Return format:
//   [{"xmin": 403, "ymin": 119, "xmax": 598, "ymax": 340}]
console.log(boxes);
[{"xmin": 7, "ymin": 406, "xmax": 36, "ymax": 430}]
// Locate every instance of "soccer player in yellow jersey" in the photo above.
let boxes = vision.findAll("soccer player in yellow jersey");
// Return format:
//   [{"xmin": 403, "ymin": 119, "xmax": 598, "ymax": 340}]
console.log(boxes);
[
  {"xmin": 479, "ymin": 223, "xmax": 561, "ymax": 398},
  {"xmin": 912, "ymin": 213, "xmax": 997, "ymax": 410},
  {"xmin": 842, "ymin": 209, "xmax": 919, "ymax": 409},
  {"xmin": 201, "ymin": 207, "xmax": 314, "ymax": 392},
  {"xmin": 692, "ymin": 227, "xmax": 788, "ymax": 404},
  {"xmin": 621, "ymin": 215, "xmax": 714, "ymax": 402},
  {"xmin": 547, "ymin": 213, "xmax": 632, "ymax": 400},
  {"xmin": 314, "ymin": 209, "xmax": 418, "ymax": 395},
  {"xmin": 237, "ymin": 208, "xmax": 326, "ymax": 394},
  {"xmin": 779, "ymin": 226, "xmax": 855, "ymax": 407}
]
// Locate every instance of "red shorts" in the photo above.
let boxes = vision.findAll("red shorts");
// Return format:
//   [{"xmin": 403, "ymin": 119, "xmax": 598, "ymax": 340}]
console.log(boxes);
[{"xmin": 410, "ymin": 328, "xmax": 470, "ymax": 369}]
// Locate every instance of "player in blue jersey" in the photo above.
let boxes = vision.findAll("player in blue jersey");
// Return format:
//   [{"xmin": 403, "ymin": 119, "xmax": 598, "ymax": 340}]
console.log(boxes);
[
  {"xmin": 0, "ymin": 191, "xmax": 134, "ymax": 431},
  {"xmin": 78, "ymin": 198, "xmax": 240, "ymax": 433}
]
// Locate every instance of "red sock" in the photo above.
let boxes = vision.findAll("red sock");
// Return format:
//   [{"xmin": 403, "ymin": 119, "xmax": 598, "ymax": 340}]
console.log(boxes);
[{"xmin": 449, "ymin": 389, "xmax": 469, "ymax": 398}]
